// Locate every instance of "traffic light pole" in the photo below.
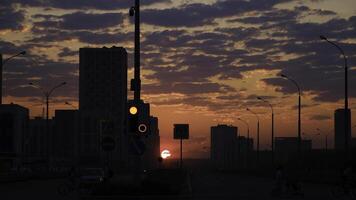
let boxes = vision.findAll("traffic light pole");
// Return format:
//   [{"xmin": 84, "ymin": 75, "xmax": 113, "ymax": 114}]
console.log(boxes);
[
  {"xmin": 134, "ymin": 0, "xmax": 141, "ymax": 102},
  {"xmin": 0, "ymin": 54, "xmax": 2, "ymax": 105},
  {"xmin": 180, "ymin": 138, "xmax": 183, "ymax": 169}
]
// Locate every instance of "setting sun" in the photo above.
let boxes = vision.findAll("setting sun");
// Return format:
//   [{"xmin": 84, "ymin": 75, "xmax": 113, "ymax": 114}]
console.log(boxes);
[{"xmin": 161, "ymin": 149, "xmax": 171, "ymax": 159}]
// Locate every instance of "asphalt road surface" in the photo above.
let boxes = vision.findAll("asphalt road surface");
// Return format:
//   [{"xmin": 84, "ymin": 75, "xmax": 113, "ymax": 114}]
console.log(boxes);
[{"xmin": 0, "ymin": 172, "xmax": 341, "ymax": 200}]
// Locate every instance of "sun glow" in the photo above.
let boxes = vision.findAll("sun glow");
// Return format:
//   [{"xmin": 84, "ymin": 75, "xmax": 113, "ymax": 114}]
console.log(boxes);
[{"xmin": 161, "ymin": 149, "xmax": 171, "ymax": 159}]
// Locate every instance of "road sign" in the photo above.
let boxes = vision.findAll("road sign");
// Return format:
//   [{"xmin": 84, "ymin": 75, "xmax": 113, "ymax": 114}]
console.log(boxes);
[
  {"xmin": 174, "ymin": 124, "xmax": 189, "ymax": 139},
  {"xmin": 101, "ymin": 136, "xmax": 115, "ymax": 152},
  {"xmin": 100, "ymin": 120, "xmax": 114, "ymax": 135},
  {"xmin": 129, "ymin": 137, "xmax": 146, "ymax": 156}
]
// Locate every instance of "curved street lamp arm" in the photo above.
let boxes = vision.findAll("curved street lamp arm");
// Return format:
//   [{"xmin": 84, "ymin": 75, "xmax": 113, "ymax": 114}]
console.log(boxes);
[
  {"xmin": 280, "ymin": 74, "xmax": 301, "ymax": 96},
  {"xmin": 327, "ymin": 40, "xmax": 348, "ymax": 70},
  {"xmin": 326, "ymin": 39, "xmax": 345, "ymax": 57},
  {"xmin": 257, "ymin": 97, "xmax": 274, "ymax": 113},
  {"xmin": 238, "ymin": 118, "xmax": 249, "ymax": 130},
  {"xmin": 48, "ymin": 82, "xmax": 66, "ymax": 96},
  {"xmin": 321, "ymin": 36, "xmax": 348, "ymax": 69},
  {"xmin": 247, "ymin": 108, "xmax": 260, "ymax": 121},
  {"xmin": 288, "ymin": 77, "xmax": 301, "ymax": 96},
  {"xmin": 2, "ymin": 51, "xmax": 26, "ymax": 66},
  {"xmin": 28, "ymin": 83, "xmax": 46, "ymax": 96}
]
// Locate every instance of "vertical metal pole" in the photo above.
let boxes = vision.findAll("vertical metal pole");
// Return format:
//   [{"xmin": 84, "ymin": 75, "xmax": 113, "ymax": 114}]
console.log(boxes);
[
  {"xmin": 237, "ymin": 127, "xmax": 240, "ymax": 167},
  {"xmin": 344, "ymin": 56, "xmax": 349, "ymax": 157},
  {"xmin": 272, "ymin": 112, "xmax": 274, "ymax": 165},
  {"xmin": 180, "ymin": 138, "xmax": 183, "ymax": 168},
  {"xmin": 46, "ymin": 94, "xmax": 49, "ymax": 169},
  {"xmin": 326, "ymin": 135, "xmax": 328, "ymax": 152},
  {"xmin": 0, "ymin": 54, "xmax": 2, "ymax": 105},
  {"xmin": 257, "ymin": 121, "xmax": 259, "ymax": 164},
  {"xmin": 298, "ymin": 94, "xmax": 301, "ymax": 156},
  {"xmin": 134, "ymin": 0, "xmax": 141, "ymax": 102},
  {"xmin": 247, "ymin": 128, "xmax": 250, "ymax": 167}
]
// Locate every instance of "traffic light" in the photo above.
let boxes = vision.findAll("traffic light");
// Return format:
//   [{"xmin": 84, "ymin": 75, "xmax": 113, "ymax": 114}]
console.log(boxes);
[
  {"xmin": 138, "ymin": 118, "xmax": 150, "ymax": 136},
  {"xmin": 128, "ymin": 101, "xmax": 150, "ymax": 136},
  {"xmin": 128, "ymin": 104, "xmax": 139, "ymax": 133},
  {"xmin": 100, "ymin": 120, "xmax": 114, "ymax": 135}
]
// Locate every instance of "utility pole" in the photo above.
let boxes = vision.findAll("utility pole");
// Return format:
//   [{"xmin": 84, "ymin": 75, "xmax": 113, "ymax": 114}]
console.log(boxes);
[
  {"xmin": 131, "ymin": 0, "xmax": 141, "ymax": 103},
  {"xmin": 0, "ymin": 54, "xmax": 2, "ymax": 105}
]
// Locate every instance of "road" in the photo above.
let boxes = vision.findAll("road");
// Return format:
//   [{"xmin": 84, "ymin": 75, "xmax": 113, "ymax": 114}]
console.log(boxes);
[
  {"xmin": 0, "ymin": 172, "xmax": 340, "ymax": 200},
  {"xmin": 191, "ymin": 170, "xmax": 333, "ymax": 200}
]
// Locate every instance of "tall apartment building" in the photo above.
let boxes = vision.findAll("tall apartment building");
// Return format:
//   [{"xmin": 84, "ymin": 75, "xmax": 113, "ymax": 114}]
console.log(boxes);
[
  {"xmin": 0, "ymin": 104, "xmax": 29, "ymax": 169},
  {"xmin": 79, "ymin": 47, "xmax": 128, "ymax": 168}
]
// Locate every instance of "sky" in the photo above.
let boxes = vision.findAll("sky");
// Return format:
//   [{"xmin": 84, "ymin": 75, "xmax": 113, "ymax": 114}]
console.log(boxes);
[{"xmin": 1, "ymin": 0, "xmax": 356, "ymax": 158}]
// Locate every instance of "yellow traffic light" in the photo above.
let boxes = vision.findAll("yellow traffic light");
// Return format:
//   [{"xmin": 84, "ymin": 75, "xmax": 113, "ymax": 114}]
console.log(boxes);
[{"xmin": 129, "ymin": 106, "xmax": 138, "ymax": 115}]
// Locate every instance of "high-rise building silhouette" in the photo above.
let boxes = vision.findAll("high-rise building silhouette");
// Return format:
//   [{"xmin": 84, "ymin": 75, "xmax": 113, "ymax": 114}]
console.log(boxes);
[
  {"xmin": 52, "ymin": 110, "xmax": 79, "ymax": 166},
  {"xmin": 27, "ymin": 117, "xmax": 47, "ymax": 162},
  {"xmin": 334, "ymin": 108, "xmax": 351, "ymax": 151},
  {"xmin": 79, "ymin": 47, "xmax": 128, "ymax": 167},
  {"xmin": 0, "ymin": 104, "xmax": 29, "ymax": 169},
  {"xmin": 211, "ymin": 125, "xmax": 238, "ymax": 169}
]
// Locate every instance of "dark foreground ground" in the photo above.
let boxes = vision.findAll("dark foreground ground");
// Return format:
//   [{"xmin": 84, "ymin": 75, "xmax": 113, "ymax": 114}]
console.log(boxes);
[{"xmin": 0, "ymin": 169, "xmax": 340, "ymax": 200}]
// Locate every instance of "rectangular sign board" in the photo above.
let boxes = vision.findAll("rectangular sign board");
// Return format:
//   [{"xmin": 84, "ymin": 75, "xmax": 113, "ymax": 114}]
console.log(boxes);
[{"xmin": 174, "ymin": 124, "xmax": 189, "ymax": 139}]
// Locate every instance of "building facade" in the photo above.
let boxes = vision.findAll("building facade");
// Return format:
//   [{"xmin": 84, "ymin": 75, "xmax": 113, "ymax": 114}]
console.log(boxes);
[
  {"xmin": 210, "ymin": 125, "xmax": 238, "ymax": 169},
  {"xmin": 52, "ymin": 110, "xmax": 79, "ymax": 166},
  {"xmin": 79, "ymin": 47, "xmax": 128, "ymax": 168},
  {"xmin": 27, "ymin": 117, "xmax": 47, "ymax": 165},
  {"xmin": 0, "ymin": 104, "xmax": 29, "ymax": 169}
]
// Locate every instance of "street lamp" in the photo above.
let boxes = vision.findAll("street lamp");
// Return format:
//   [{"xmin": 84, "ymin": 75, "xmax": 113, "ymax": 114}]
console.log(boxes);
[
  {"xmin": 257, "ymin": 96, "xmax": 275, "ymax": 165},
  {"xmin": 29, "ymin": 81, "xmax": 66, "ymax": 168},
  {"xmin": 247, "ymin": 107, "xmax": 260, "ymax": 163},
  {"xmin": 280, "ymin": 74, "xmax": 302, "ymax": 155},
  {"xmin": 0, "ymin": 51, "xmax": 26, "ymax": 104},
  {"xmin": 320, "ymin": 35, "xmax": 349, "ymax": 155}
]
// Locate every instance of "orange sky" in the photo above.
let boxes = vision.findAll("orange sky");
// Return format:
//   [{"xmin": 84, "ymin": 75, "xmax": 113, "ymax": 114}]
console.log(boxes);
[{"xmin": 1, "ymin": 0, "xmax": 356, "ymax": 158}]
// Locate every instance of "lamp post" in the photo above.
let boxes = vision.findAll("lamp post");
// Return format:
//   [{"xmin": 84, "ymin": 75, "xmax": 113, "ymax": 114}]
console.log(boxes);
[
  {"xmin": 29, "ymin": 82, "xmax": 66, "ymax": 168},
  {"xmin": 320, "ymin": 35, "xmax": 349, "ymax": 155},
  {"xmin": 281, "ymin": 74, "xmax": 302, "ymax": 156},
  {"xmin": 247, "ymin": 108, "xmax": 260, "ymax": 163},
  {"xmin": 316, "ymin": 128, "xmax": 328, "ymax": 152},
  {"xmin": 238, "ymin": 117, "xmax": 250, "ymax": 166},
  {"xmin": 257, "ymin": 96, "xmax": 275, "ymax": 165},
  {"xmin": 0, "ymin": 51, "xmax": 26, "ymax": 104}
]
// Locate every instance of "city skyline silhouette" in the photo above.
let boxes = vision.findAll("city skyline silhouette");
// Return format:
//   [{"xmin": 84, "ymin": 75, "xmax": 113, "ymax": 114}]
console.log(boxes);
[
  {"xmin": 1, "ymin": 0, "xmax": 356, "ymax": 199},
  {"xmin": 1, "ymin": 1, "xmax": 356, "ymax": 159}
]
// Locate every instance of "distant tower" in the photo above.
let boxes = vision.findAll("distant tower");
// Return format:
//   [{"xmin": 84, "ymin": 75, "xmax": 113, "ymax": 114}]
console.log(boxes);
[
  {"xmin": 79, "ymin": 47, "xmax": 128, "ymax": 166},
  {"xmin": 334, "ymin": 108, "xmax": 351, "ymax": 151}
]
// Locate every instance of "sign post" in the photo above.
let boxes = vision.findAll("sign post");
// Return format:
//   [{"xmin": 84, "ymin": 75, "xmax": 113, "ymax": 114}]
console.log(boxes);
[{"xmin": 174, "ymin": 124, "xmax": 189, "ymax": 168}]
